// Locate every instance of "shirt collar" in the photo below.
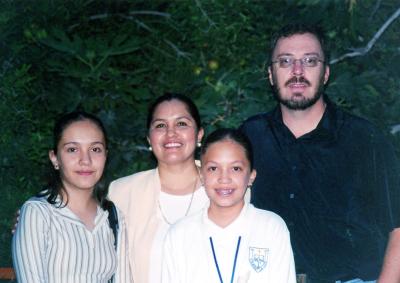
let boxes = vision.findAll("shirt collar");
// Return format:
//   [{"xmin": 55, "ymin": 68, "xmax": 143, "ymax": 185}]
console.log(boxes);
[
  {"xmin": 271, "ymin": 95, "xmax": 342, "ymax": 142},
  {"xmin": 203, "ymin": 202, "xmax": 249, "ymax": 235},
  {"xmin": 51, "ymin": 198, "xmax": 107, "ymax": 230}
]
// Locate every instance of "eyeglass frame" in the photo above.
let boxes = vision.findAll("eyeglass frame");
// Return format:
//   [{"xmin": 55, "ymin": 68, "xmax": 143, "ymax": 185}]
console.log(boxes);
[{"xmin": 271, "ymin": 56, "xmax": 325, "ymax": 68}]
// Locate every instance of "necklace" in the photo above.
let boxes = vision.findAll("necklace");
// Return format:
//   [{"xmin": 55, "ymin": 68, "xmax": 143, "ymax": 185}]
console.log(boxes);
[
  {"xmin": 158, "ymin": 169, "xmax": 199, "ymax": 225},
  {"xmin": 209, "ymin": 236, "xmax": 242, "ymax": 283}
]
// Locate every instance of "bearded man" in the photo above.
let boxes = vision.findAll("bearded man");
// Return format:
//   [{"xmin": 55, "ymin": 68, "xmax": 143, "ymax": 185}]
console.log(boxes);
[{"xmin": 240, "ymin": 23, "xmax": 400, "ymax": 283}]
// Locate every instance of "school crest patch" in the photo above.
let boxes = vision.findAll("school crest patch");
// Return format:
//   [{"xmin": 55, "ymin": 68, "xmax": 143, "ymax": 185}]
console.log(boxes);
[{"xmin": 248, "ymin": 247, "xmax": 269, "ymax": 272}]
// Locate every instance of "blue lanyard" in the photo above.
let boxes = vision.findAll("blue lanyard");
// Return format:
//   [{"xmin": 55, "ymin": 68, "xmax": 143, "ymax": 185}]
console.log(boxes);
[{"xmin": 209, "ymin": 236, "xmax": 241, "ymax": 283}]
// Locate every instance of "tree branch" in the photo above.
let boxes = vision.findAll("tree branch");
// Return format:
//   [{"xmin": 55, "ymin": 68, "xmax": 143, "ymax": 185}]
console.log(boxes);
[
  {"xmin": 369, "ymin": 0, "xmax": 382, "ymax": 20},
  {"xmin": 119, "ymin": 15, "xmax": 153, "ymax": 32},
  {"xmin": 164, "ymin": 39, "xmax": 192, "ymax": 59},
  {"xmin": 128, "ymin": 11, "xmax": 170, "ymax": 18},
  {"xmin": 68, "ymin": 10, "xmax": 170, "ymax": 31},
  {"xmin": 330, "ymin": 6, "xmax": 400, "ymax": 65},
  {"xmin": 194, "ymin": 0, "xmax": 216, "ymax": 32}
]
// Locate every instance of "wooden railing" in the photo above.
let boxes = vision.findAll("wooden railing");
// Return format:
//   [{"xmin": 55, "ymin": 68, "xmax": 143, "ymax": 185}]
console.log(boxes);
[{"xmin": 0, "ymin": 267, "xmax": 15, "ymax": 280}]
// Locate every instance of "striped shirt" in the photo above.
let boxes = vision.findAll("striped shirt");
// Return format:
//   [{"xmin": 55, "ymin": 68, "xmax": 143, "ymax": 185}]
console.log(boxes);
[{"xmin": 12, "ymin": 196, "xmax": 131, "ymax": 283}]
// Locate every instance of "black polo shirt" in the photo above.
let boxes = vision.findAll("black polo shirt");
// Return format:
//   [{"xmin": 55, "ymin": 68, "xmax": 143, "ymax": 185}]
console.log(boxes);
[{"xmin": 240, "ymin": 97, "xmax": 400, "ymax": 282}]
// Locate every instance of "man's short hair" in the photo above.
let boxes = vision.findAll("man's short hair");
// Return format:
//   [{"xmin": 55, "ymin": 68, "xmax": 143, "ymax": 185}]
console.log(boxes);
[{"xmin": 269, "ymin": 23, "xmax": 330, "ymax": 65}]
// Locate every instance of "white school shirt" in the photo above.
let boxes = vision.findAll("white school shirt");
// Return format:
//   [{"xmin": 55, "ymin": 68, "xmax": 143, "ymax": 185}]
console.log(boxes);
[
  {"xmin": 149, "ymin": 187, "xmax": 210, "ymax": 283},
  {"xmin": 162, "ymin": 203, "xmax": 296, "ymax": 283},
  {"xmin": 12, "ymin": 196, "xmax": 131, "ymax": 283}
]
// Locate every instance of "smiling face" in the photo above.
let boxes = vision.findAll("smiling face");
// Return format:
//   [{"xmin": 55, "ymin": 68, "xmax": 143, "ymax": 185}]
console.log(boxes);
[
  {"xmin": 268, "ymin": 32, "xmax": 330, "ymax": 110},
  {"xmin": 201, "ymin": 139, "xmax": 256, "ymax": 212},
  {"xmin": 148, "ymin": 99, "xmax": 204, "ymax": 166},
  {"xmin": 49, "ymin": 120, "xmax": 107, "ymax": 193}
]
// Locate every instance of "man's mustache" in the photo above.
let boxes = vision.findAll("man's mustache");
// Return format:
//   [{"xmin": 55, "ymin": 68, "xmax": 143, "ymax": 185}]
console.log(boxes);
[{"xmin": 285, "ymin": 76, "xmax": 311, "ymax": 87}]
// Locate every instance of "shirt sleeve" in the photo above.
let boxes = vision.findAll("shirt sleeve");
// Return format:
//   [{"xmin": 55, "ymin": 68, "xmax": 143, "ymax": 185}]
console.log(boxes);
[
  {"xmin": 12, "ymin": 201, "xmax": 49, "ymax": 283},
  {"xmin": 269, "ymin": 219, "xmax": 297, "ymax": 283},
  {"xmin": 114, "ymin": 209, "xmax": 133, "ymax": 283},
  {"xmin": 371, "ymin": 129, "xmax": 400, "ymax": 231}
]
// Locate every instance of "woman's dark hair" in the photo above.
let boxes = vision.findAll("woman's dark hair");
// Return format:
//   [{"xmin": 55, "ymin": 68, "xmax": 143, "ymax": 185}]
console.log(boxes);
[
  {"xmin": 201, "ymin": 128, "xmax": 254, "ymax": 170},
  {"xmin": 146, "ymin": 93, "xmax": 202, "ymax": 131},
  {"xmin": 38, "ymin": 111, "xmax": 109, "ymax": 207}
]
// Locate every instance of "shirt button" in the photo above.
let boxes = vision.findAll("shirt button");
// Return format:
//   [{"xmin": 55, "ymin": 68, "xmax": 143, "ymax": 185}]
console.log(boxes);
[{"xmin": 289, "ymin": 193, "xmax": 295, "ymax": 199}]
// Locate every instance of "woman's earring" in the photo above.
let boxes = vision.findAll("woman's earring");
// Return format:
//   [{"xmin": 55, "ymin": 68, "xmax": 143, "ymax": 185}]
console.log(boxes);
[
  {"xmin": 148, "ymin": 146, "xmax": 152, "ymax": 151},
  {"xmin": 54, "ymin": 164, "xmax": 59, "ymax": 170},
  {"xmin": 197, "ymin": 142, "xmax": 202, "ymax": 148}
]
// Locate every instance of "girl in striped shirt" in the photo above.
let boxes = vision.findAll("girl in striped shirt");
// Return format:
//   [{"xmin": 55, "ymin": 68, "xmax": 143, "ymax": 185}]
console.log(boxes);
[{"xmin": 12, "ymin": 111, "xmax": 131, "ymax": 283}]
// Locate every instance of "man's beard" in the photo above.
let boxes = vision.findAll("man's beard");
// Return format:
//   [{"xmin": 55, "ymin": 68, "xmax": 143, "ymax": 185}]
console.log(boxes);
[{"xmin": 271, "ymin": 74, "xmax": 325, "ymax": 110}]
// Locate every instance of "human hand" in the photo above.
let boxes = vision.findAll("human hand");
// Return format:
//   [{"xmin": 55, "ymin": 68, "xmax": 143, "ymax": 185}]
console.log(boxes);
[{"xmin": 11, "ymin": 209, "xmax": 20, "ymax": 234}]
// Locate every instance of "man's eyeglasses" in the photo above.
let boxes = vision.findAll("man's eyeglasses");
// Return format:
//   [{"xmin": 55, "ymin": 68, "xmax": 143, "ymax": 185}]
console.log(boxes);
[{"xmin": 272, "ymin": 56, "xmax": 324, "ymax": 68}]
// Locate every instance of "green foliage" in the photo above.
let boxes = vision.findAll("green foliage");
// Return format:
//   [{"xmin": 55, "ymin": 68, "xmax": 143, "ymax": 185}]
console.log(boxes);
[{"xmin": 1, "ymin": 0, "xmax": 400, "ymax": 267}]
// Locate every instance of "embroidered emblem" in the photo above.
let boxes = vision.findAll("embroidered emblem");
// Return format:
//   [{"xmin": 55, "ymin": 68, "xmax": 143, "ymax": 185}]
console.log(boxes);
[{"xmin": 248, "ymin": 247, "xmax": 269, "ymax": 272}]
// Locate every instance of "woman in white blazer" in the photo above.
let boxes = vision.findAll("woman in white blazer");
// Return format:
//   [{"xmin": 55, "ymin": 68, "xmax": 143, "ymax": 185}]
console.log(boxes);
[{"xmin": 109, "ymin": 93, "xmax": 209, "ymax": 283}]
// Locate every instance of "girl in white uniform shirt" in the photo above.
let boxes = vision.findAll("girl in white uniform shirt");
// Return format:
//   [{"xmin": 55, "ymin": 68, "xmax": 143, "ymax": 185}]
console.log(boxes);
[
  {"xmin": 12, "ymin": 111, "xmax": 131, "ymax": 283},
  {"xmin": 162, "ymin": 128, "xmax": 296, "ymax": 283}
]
